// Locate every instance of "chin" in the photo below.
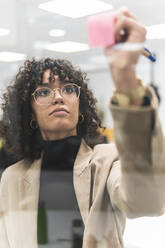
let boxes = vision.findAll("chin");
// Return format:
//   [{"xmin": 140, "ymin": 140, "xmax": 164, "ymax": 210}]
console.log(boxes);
[{"xmin": 50, "ymin": 121, "xmax": 77, "ymax": 132}]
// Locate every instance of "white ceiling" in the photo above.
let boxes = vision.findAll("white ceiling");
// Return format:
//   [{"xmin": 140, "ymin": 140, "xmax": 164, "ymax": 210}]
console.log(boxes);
[{"xmin": 0, "ymin": 0, "xmax": 165, "ymax": 85}]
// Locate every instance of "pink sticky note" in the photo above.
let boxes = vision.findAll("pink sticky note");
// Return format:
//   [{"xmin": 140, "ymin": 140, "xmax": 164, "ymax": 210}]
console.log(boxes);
[{"xmin": 88, "ymin": 11, "xmax": 115, "ymax": 48}]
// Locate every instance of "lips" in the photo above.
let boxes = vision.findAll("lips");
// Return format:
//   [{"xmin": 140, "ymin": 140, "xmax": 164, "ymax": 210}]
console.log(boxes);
[{"xmin": 49, "ymin": 107, "xmax": 69, "ymax": 116}]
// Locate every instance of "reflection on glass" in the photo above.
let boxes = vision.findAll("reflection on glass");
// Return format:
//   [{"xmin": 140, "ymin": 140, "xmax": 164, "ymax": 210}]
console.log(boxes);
[{"xmin": 0, "ymin": 8, "xmax": 165, "ymax": 248}]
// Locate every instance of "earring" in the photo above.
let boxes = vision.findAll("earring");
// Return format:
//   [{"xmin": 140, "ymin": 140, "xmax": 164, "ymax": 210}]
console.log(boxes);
[
  {"xmin": 30, "ymin": 120, "xmax": 38, "ymax": 129},
  {"xmin": 79, "ymin": 113, "xmax": 84, "ymax": 124}
]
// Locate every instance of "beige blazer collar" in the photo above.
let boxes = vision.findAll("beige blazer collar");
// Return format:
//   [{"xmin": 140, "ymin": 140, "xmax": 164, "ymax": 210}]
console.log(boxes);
[
  {"xmin": 22, "ymin": 138, "xmax": 92, "ymax": 182},
  {"xmin": 73, "ymin": 139, "xmax": 93, "ymax": 223}
]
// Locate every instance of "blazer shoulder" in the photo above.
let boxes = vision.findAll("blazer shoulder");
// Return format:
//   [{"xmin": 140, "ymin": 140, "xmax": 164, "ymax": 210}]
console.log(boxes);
[
  {"xmin": 91, "ymin": 143, "xmax": 119, "ymax": 170},
  {"xmin": 93, "ymin": 142, "xmax": 118, "ymax": 159},
  {"xmin": 0, "ymin": 159, "xmax": 30, "ymax": 184}
]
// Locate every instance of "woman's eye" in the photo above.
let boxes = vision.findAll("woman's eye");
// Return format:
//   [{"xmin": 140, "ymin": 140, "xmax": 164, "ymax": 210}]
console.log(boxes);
[
  {"xmin": 36, "ymin": 89, "xmax": 50, "ymax": 97},
  {"xmin": 64, "ymin": 86, "xmax": 74, "ymax": 94}
]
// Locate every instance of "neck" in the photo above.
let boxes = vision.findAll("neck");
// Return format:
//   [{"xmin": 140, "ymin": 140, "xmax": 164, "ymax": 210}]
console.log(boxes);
[{"xmin": 41, "ymin": 129, "xmax": 77, "ymax": 141}]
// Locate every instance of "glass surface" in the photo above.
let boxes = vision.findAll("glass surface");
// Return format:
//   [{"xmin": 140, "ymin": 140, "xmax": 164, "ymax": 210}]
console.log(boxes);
[{"xmin": 0, "ymin": 1, "xmax": 165, "ymax": 248}]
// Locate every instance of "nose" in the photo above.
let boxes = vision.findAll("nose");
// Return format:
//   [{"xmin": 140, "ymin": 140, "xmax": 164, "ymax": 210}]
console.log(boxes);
[{"xmin": 52, "ymin": 88, "xmax": 64, "ymax": 104}]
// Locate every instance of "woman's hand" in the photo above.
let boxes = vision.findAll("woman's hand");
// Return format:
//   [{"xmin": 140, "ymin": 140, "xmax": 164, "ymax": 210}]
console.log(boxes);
[{"xmin": 105, "ymin": 8, "xmax": 147, "ymax": 94}]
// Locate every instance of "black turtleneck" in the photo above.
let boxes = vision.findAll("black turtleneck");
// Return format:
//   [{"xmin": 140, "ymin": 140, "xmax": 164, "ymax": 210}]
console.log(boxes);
[
  {"xmin": 38, "ymin": 135, "xmax": 84, "ymax": 242},
  {"xmin": 38, "ymin": 135, "xmax": 82, "ymax": 210},
  {"xmin": 41, "ymin": 136, "xmax": 81, "ymax": 171}
]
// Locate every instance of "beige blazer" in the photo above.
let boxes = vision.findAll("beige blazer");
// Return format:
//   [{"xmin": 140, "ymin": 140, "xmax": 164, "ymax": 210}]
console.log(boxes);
[{"xmin": 1, "ymin": 87, "xmax": 165, "ymax": 248}]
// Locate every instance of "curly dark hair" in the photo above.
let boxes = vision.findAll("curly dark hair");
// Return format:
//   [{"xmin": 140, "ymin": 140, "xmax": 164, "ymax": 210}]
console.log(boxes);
[{"xmin": 0, "ymin": 58, "xmax": 104, "ymax": 163}]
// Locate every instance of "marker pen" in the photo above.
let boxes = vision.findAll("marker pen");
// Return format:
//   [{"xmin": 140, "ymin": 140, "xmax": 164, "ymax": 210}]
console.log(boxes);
[{"xmin": 142, "ymin": 47, "xmax": 156, "ymax": 62}]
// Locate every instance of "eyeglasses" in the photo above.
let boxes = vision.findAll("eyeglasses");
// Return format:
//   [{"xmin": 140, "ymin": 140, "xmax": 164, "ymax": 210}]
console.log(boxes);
[{"xmin": 32, "ymin": 83, "xmax": 81, "ymax": 106}]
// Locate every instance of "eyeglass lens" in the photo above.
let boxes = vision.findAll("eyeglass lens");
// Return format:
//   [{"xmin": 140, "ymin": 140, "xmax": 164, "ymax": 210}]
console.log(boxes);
[{"xmin": 34, "ymin": 84, "xmax": 80, "ymax": 105}]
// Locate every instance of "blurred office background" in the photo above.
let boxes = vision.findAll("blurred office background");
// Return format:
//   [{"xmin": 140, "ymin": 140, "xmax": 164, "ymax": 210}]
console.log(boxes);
[{"xmin": 0, "ymin": 0, "xmax": 165, "ymax": 247}]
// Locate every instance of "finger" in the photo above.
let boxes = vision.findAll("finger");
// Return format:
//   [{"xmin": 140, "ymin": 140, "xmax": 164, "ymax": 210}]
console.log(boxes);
[
  {"xmin": 114, "ymin": 8, "xmax": 137, "ymax": 43},
  {"xmin": 114, "ymin": 16, "xmax": 133, "ymax": 43},
  {"xmin": 114, "ymin": 16, "xmax": 146, "ymax": 43},
  {"xmin": 118, "ymin": 7, "xmax": 137, "ymax": 20},
  {"xmin": 114, "ymin": 6, "xmax": 137, "ymax": 21}
]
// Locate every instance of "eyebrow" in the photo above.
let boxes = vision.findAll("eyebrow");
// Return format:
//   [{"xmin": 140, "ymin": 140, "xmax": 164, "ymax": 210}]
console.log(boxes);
[
  {"xmin": 40, "ymin": 82, "xmax": 50, "ymax": 87},
  {"xmin": 39, "ymin": 81, "xmax": 71, "ymax": 88}
]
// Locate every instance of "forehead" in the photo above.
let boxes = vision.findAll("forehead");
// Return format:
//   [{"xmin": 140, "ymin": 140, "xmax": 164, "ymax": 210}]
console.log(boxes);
[
  {"xmin": 42, "ymin": 69, "xmax": 69, "ymax": 85},
  {"xmin": 37, "ymin": 70, "xmax": 61, "ymax": 89},
  {"xmin": 43, "ymin": 69, "xmax": 57, "ymax": 83},
  {"xmin": 43, "ymin": 70, "xmax": 50, "ymax": 81}
]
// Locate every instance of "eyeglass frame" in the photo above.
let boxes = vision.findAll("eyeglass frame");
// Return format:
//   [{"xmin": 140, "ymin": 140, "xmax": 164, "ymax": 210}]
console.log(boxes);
[{"xmin": 31, "ymin": 83, "xmax": 81, "ymax": 106}]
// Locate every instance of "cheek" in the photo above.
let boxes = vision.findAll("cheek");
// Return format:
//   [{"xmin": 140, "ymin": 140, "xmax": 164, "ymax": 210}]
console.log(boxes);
[
  {"xmin": 71, "ymin": 101, "xmax": 79, "ymax": 122},
  {"xmin": 37, "ymin": 112, "xmax": 47, "ymax": 126},
  {"xmin": 32, "ymin": 103, "xmax": 48, "ymax": 125}
]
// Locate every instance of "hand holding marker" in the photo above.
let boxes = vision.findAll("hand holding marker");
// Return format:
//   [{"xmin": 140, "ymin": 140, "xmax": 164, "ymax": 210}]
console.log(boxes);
[{"xmin": 88, "ymin": 11, "xmax": 156, "ymax": 62}]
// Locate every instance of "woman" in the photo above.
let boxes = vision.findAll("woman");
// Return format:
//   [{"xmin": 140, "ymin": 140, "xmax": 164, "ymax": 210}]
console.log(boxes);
[{"xmin": 0, "ymin": 9, "xmax": 165, "ymax": 248}]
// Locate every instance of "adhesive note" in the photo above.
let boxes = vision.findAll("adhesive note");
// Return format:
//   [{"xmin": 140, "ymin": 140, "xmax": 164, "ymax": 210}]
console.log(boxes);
[{"xmin": 88, "ymin": 11, "xmax": 115, "ymax": 48}]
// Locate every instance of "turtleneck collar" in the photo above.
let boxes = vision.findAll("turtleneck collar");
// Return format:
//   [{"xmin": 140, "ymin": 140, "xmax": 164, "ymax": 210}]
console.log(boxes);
[{"xmin": 41, "ymin": 135, "xmax": 81, "ymax": 171}]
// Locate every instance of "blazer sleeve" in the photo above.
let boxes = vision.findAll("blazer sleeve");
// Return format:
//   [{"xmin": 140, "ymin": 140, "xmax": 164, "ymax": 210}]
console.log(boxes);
[
  {"xmin": 107, "ymin": 86, "xmax": 165, "ymax": 218},
  {"xmin": 0, "ymin": 172, "xmax": 10, "ymax": 247}
]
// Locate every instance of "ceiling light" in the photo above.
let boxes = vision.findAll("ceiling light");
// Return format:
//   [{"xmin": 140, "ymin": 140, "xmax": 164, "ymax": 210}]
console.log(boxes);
[
  {"xmin": 146, "ymin": 23, "xmax": 165, "ymax": 40},
  {"xmin": 45, "ymin": 41, "xmax": 89, "ymax": 53},
  {"xmin": 38, "ymin": 0, "xmax": 113, "ymax": 18},
  {"xmin": 49, "ymin": 29, "xmax": 66, "ymax": 37},
  {"xmin": 0, "ymin": 28, "xmax": 10, "ymax": 36},
  {"xmin": 0, "ymin": 52, "xmax": 26, "ymax": 62}
]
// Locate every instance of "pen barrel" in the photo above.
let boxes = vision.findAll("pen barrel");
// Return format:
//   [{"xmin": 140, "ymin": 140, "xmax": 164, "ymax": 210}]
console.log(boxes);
[
  {"xmin": 141, "ymin": 48, "xmax": 156, "ymax": 62},
  {"xmin": 142, "ymin": 49, "xmax": 150, "ymax": 57}
]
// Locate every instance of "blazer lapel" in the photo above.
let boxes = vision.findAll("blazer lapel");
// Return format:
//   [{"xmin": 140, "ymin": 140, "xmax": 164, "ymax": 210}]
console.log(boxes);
[
  {"xmin": 20, "ymin": 157, "xmax": 42, "ymax": 209},
  {"xmin": 17, "ymin": 158, "xmax": 42, "ymax": 247},
  {"xmin": 73, "ymin": 139, "xmax": 93, "ymax": 224}
]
